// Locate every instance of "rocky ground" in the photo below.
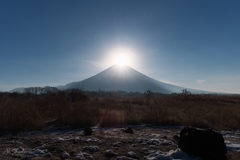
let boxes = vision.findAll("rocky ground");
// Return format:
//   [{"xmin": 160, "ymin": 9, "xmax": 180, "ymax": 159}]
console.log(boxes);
[{"xmin": 1, "ymin": 125, "xmax": 240, "ymax": 160}]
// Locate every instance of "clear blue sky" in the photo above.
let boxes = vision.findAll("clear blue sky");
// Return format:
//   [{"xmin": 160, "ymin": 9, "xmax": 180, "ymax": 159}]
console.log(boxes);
[{"xmin": 1, "ymin": 0, "xmax": 240, "ymax": 93}]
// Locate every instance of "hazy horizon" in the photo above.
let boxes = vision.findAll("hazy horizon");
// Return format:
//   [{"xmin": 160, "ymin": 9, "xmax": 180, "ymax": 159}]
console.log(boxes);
[{"xmin": 1, "ymin": 0, "xmax": 240, "ymax": 94}]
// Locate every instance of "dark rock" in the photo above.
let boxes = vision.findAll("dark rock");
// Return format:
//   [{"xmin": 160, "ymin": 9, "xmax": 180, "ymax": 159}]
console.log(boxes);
[
  {"xmin": 127, "ymin": 151, "xmax": 137, "ymax": 158},
  {"xmin": 123, "ymin": 127, "xmax": 134, "ymax": 134},
  {"xmin": 62, "ymin": 151, "xmax": 69, "ymax": 159},
  {"xmin": 178, "ymin": 126, "xmax": 227, "ymax": 160},
  {"xmin": 105, "ymin": 150, "xmax": 118, "ymax": 157},
  {"xmin": 84, "ymin": 127, "xmax": 92, "ymax": 135},
  {"xmin": 173, "ymin": 135, "xmax": 179, "ymax": 140},
  {"xmin": 163, "ymin": 136, "xmax": 168, "ymax": 139}
]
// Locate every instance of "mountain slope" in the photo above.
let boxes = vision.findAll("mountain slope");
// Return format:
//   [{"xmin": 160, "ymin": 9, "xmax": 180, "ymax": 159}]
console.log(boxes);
[{"xmin": 59, "ymin": 65, "xmax": 204, "ymax": 94}]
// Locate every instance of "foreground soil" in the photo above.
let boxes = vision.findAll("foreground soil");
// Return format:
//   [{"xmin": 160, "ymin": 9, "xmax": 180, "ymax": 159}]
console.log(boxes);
[{"xmin": 1, "ymin": 125, "xmax": 240, "ymax": 160}]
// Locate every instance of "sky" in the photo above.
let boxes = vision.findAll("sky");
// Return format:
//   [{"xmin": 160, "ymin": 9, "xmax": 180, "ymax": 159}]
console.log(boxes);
[{"xmin": 0, "ymin": 0, "xmax": 240, "ymax": 94}]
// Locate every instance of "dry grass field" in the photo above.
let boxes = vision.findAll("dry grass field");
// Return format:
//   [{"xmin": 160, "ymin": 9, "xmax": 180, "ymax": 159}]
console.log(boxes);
[{"xmin": 1, "ymin": 92, "xmax": 240, "ymax": 134}]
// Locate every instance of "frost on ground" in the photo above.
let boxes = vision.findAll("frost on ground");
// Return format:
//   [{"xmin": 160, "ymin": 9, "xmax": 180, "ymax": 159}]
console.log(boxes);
[
  {"xmin": 136, "ymin": 138, "xmax": 177, "ymax": 146},
  {"xmin": 222, "ymin": 130, "xmax": 240, "ymax": 152},
  {"xmin": 225, "ymin": 140, "xmax": 240, "ymax": 152},
  {"xmin": 0, "ymin": 125, "xmax": 240, "ymax": 159},
  {"xmin": 117, "ymin": 155, "xmax": 137, "ymax": 160},
  {"xmin": 145, "ymin": 149, "xmax": 201, "ymax": 160}
]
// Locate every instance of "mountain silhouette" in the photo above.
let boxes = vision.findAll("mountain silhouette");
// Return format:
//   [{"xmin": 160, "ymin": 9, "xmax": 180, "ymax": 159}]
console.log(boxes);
[{"xmin": 58, "ymin": 65, "xmax": 205, "ymax": 94}]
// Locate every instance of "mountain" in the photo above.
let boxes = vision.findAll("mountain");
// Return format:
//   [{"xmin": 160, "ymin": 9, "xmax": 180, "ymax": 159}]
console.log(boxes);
[
  {"xmin": 9, "ymin": 87, "xmax": 25, "ymax": 93},
  {"xmin": 58, "ymin": 65, "xmax": 206, "ymax": 94}
]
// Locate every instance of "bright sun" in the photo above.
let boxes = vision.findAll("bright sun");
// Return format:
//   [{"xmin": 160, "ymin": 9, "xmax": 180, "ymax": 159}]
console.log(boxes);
[
  {"xmin": 115, "ymin": 55, "xmax": 129, "ymax": 66},
  {"xmin": 107, "ymin": 47, "xmax": 137, "ymax": 67}
]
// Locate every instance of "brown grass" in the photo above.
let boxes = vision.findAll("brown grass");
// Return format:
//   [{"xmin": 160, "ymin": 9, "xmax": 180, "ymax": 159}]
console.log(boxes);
[{"xmin": 1, "ymin": 93, "xmax": 240, "ymax": 134}]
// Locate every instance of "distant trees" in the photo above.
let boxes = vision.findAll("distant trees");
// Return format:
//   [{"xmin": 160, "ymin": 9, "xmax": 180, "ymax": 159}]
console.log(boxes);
[
  {"xmin": 181, "ymin": 89, "xmax": 191, "ymax": 96},
  {"xmin": 20, "ymin": 86, "xmax": 193, "ymax": 99},
  {"xmin": 144, "ymin": 89, "xmax": 154, "ymax": 99},
  {"xmin": 24, "ymin": 86, "xmax": 59, "ymax": 94}
]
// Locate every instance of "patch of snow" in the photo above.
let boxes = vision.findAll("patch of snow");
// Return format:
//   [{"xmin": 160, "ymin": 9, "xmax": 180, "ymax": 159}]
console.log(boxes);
[
  {"xmin": 117, "ymin": 156, "xmax": 137, "ymax": 160},
  {"xmin": 82, "ymin": 152, "xmax": 91, "ymax": 156},
  {"xmin": 136, "ymin": 138, "xmax": 176, "ymax": 146},
  {"xmin": 221, "ymin": 131, "xmax": 240, "ymax": 139},
  {"xmin": 82, "ymin": 137, "xmax": 101, "ymax": 143},
  {"xmin": 148, "ymin": 134, "xmax": 161, "ymax": 137},
  {"xmin": 221, "ymin": 130, "xmax": 234, "ymax": 134},
  {"xmin": 225, "ymin": 140, "xmax": 240, "ymax": 152},
  {"xmin": 76, "ymin": 152, "xmax": 92, "ymax": 160},
  {"xmin": 11, "ymin": 147, "xmax": 25, "ymax": 154},
  {"xmin": 145, "ymin": 149, "xmax": 201, "ymax": 160},
  {"xmin": 76, "ymin": 153, "xmax": 85, "ymax": 160},
  {"xmin": 6, "ymin": 140, "xmax": 23, "ymax": 145},
  {"xmin": 144, "ymin": 150, "xmax": 158, "ymax": 155},
  {"xmin": 28, "ymin": 145, "xmax": 48, "ymax": 158},
  {"xmin": 53, "ymin": 137, "xmax": 66, "ymax": 141},
  {"xmin": 136, "ymin": 138, "xmax": 149, "ymax": 143},
  {"xmin": 28, "ymin": 149, "xmax": 46, "ymax": 157},
  {"xmin": 53, "ymin": 136, "xmax": 81, "ymax": 142}
]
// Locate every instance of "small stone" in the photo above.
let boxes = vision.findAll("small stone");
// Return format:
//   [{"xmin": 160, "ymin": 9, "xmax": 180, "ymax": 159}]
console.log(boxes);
[
  {"xmin": 117, "ymin": 156, "xmax": 137, "ymax": 160},
  {"xmin": 62, "ymin": 151, "xmax": 69, "ymax": 159},
  {"xmin": 105, "ymin": 150, "xmax": 118, "ymax": 157},
  {"xmin": 113, "ymin": 142, "xmax": 121, "ymax": 147},
  {"xmin": 123, "ymin": 127, "xmax": 134, "ymax": 134},
  {"xmin": 128, "ymin": 140, "xmax": 133, "ymax": 143},
  {"xmin": 127, "ymin": 151, "xmax": 137, "ymax": 158},
  {"xmin": 16, "ymin": 141, "xmax": 23, "ymax": 145},
  {"xmin": 83, "ymin": 146, "xmax": 99, "ymax": 152},
  {"xmin": 149, "ymin": 145, "xmax": 156, "ymax": 149},
  {"xmin": 144, "ymin": 150, "xmax": 157, "ymax": 155},
  {"xmin": 84, "ymin": 127, "xmax": 92, "ymax": 135},
  {"xmin": 131, "ymin": 144, "xmax": 137, "ymax": 147},
  {"xmin": 45, "ymin": 152, "xmax": 52, "ymax": 157},
  {"xmin": 82, "ymin": 152, "xmax": 90, "ymax": 157}
]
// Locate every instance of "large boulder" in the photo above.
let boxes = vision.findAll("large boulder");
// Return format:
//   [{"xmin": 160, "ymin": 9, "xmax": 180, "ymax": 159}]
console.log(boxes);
[
  {"xmin": 178, "ymin": 127, "xmax": 227, "ymax": 160},
  {"xmin": 84, "ymin": 127, "xmax": 93, "ymax": 135}
]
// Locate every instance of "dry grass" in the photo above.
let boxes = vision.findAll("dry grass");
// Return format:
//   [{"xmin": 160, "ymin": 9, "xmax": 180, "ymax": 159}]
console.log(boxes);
[{"xmin": 1, "ymin": 92, "xmax": 240, "ymax": 134}]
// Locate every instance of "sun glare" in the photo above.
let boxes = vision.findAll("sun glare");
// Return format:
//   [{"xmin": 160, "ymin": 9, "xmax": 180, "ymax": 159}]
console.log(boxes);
[
  {"xmin": 106, "ymin": 47, "xmax": 138, "ymax": 68},
  {"xmin": 115, "ymin": 55, "xmax": 129, "ymax": 66}
]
